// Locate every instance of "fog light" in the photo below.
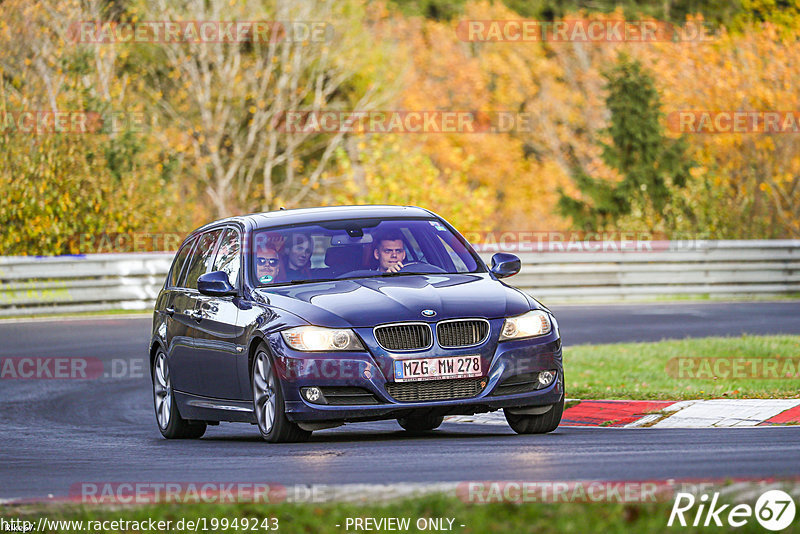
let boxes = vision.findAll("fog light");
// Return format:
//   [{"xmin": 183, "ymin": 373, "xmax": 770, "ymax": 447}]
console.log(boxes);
[
  {"xmin": 538, "ymin": 370, "xmax": 556, "ymax": 387},
  {"xmin": 301, "ymin": 386, "xmax": 325, "ymax": 404}
]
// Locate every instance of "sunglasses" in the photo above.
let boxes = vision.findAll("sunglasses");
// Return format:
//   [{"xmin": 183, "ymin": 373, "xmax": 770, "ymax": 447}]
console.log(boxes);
[{"xmin": 257, "ymin": 257, "xmax": 280, "ymax": 267}]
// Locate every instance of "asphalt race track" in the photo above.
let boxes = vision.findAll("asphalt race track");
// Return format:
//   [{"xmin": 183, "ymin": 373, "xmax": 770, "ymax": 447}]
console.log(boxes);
[{"xmin": 1, "ymin": 301, "xmax": 799, "ymax": 501}]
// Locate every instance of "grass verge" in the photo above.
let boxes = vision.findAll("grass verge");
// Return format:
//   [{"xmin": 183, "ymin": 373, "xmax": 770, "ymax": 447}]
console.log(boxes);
[
  {"xmin": 564, "ymin": 335, "xmax": 800, "ymax": 400},
  {"xmin": 2, "ymin": 494, "xmax": 789, "ymax": 534}
]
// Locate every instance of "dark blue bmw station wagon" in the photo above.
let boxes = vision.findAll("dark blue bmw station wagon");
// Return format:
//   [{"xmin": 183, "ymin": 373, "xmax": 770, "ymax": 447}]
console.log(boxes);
[{"xmin": 150, "ymin": 206, "xmax": 564, "ymax": 442}]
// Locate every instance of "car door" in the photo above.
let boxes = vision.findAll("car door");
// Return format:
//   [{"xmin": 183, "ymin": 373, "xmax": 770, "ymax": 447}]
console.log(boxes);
[
  {"xmin": 172, "ymin": 229, "xmax": 223, "ymax": 395},
  {"xmin": 192, "ymin": 227, "xmax": 244, "ymax": 400},
  {"xmin": 162, "ymin": 236, "xmax": 198, "ymax": 395}
]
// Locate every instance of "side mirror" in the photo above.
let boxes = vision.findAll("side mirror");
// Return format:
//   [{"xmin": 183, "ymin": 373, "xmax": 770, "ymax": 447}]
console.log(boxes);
[
  {"xmin": 490, "ymin": 253, "xmax": 521, "ymax": 279},
  {"xmin": 197, "ymin": 271, "xmax": 237, "ymax": 296}
]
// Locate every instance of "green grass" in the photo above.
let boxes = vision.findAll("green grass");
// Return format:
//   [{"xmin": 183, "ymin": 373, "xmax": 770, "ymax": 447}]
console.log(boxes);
[
  {"xmin": 4, "ymin": 494, "xmax": 794, "ymax": 534},
  {"xmin": 565, "ymin": 335, "xmax": 800, "ymax": 400}
]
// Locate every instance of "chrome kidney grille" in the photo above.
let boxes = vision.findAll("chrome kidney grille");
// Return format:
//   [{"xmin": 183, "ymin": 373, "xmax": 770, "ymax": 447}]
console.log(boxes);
[
  {"xmin": 374, "ymin": 319, "xmax": 490, "ymax": 351},
  {"xmin": 374, "ymin": 323, "xmax": 433, "ymax": 351},
  {"xmin": 436, "ymin": 319, "xmax": 490, "ymax": 348}
]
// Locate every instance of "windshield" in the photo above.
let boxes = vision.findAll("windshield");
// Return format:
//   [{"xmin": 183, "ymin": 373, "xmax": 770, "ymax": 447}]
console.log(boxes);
[{"xmin": 250, "ymin": 218, "xmax": 483, "ymax": 286}]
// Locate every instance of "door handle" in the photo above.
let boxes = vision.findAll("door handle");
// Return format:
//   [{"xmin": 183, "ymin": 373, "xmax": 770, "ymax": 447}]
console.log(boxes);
[
  {"xmin": 189, "ymin": 309, "xmax": 203, "ymax": 321},
  {"xmin": 164, "ymin": 307, "xmax": 175, "ymax": 317}
]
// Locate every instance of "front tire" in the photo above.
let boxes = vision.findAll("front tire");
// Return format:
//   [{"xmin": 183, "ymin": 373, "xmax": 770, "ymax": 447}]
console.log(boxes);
[
  {"xmin": 505, "ymin": 374, "xmax": 565, "ymax": 434},
  {"xmin": 252, "ymin": 346, "xmax": 311, "ymax": 443},
  {"xmin": 397, "ymin": 414, "xmax": 444, "ymax": 433},
  {"xmin": 504, "ymin": 395, "xmax": 564, "ymax": 434},
  {"xmin": 153, "ymin": 350, "xmax": 206, "ymax": 439}
]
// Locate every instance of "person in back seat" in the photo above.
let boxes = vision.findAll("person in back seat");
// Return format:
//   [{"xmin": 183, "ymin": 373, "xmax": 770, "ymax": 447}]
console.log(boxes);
[{"xmin": 282, "ymin": 233, "xmax": 313, "ymax": 281}]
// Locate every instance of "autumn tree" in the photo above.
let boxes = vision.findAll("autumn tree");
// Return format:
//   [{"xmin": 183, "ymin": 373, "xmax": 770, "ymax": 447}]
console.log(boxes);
[
  {"xmin": 0, "ymin": 0, "xmax": 194, "ymax": 255},
  {"xmin": 557, "ymin": 56, "xmax": 695, "ymax": 232},
  {"xmin": 330, "ymin": 134, "xmax": 497, "ymax": 231},
  {"xmin": 140, "ymin": 0, "xmax": 396, "ymax": 217}
]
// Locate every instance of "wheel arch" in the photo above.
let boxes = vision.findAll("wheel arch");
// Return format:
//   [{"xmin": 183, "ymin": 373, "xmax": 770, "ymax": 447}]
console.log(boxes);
[
  {"xmin": 247, "ymin": 333, "xmax": 269, "ymax": 375},
  {"xmin": 246, "ymin": 332, "xmax": 293, "ymax": 403},
  {"xmin": 149, "ymin": 338, "xmax": 165, "ymax": 378}
]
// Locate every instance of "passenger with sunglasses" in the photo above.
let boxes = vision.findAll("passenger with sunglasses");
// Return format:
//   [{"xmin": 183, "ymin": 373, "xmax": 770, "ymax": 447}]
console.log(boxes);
[{"xmin": 255, "ymin": 245, "xmax": 282, "ymax": 284}]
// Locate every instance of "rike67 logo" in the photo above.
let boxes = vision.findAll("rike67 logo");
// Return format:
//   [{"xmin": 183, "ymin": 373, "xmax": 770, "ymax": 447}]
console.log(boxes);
[{"xmin": 668, "ymin": 490, "xmax": 796, "ymax": 531}]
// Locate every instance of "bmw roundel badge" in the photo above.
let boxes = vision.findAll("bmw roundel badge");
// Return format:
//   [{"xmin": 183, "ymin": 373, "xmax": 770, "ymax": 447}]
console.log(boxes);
[{"xmin": 421, "ymin": 309, "xmax": 436, "ymax": 317}]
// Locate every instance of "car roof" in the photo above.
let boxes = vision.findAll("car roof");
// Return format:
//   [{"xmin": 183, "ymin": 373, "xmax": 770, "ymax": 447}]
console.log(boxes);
[{"xmin": 192, "ymin": 205, "xmax": 437, "ymax": 234}]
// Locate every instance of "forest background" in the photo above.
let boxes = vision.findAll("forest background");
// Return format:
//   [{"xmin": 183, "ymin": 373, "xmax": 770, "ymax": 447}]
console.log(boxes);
[{"xmin": 1, "ymin": 0, "xmax": 798, "ymax": 255}]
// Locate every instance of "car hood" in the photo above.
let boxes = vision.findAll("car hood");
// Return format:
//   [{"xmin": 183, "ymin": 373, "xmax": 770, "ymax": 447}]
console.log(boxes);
[{"xmin": 255, "ymin": 273, "xmax": 534, "ymax": 328}]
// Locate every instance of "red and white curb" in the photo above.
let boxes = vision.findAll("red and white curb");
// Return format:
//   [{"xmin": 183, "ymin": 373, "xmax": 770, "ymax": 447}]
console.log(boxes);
[{"xmin": 444, "ymin": 399, "xmax": 800, "ymax": 428}]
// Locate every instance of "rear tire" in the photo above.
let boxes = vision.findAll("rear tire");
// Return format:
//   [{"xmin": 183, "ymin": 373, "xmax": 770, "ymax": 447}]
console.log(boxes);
[
  {"xmin": 397, "ymin": 414, "xmax": 444, "ymax": 433},
  {"xmin": 153, "ymin": 350, "xmax": 206, "ymax": 439},
  {"xmin": 252, "ymin": 346, "xmax": 311, "ymax": 443}
]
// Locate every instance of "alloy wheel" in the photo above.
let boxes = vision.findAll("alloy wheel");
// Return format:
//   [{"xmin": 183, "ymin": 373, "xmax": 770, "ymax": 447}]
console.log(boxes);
[
  {"xmin": 153, "ymin": 352, "xmax": 172, "ymax": 429},
  {"xmin": 253, "ymin": 351, "xmax": 277, "ymax": 435}
]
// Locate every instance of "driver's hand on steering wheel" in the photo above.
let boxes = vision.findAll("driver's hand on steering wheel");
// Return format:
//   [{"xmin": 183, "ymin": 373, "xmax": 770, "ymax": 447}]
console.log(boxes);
[{"xmin": 385, "ymin": 261, "xmax": 404, "ymax": 273}]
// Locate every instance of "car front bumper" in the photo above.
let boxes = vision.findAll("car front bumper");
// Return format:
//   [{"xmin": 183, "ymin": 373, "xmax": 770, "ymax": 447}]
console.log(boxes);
[{"xmin": 268, "ymin": 324, "xmax": 564, "ymax": 424}]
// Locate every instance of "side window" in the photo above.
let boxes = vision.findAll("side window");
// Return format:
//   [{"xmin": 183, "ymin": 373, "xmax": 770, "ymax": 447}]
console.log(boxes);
[
  {"xmin": 182, "ymin": 230, "xmax": 223, "ymax": 290},
  {"xmin": 212, "ymin": 228, "xmax": 241, "ymax": 287},
  {"xmin": 169, "ymin": 237, "xmax": 196, "ymax": 288}
]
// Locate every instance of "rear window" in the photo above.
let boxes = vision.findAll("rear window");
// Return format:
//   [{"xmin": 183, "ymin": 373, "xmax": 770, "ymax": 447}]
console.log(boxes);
[
  {"xmin": 182, "ymin": 230, "xmax": 223, "ymax": 289},
  {"xmin": 212, "ymin": 228, "xmax": 241, "ymax": 288},
  {"xmin": 168, "ymin": 237, "xmax": 196, "ymax": 288}
]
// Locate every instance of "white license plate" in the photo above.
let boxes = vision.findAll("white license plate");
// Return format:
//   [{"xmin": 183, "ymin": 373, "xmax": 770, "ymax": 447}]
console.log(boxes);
[{"xmin": 393, "ymin": 355, "xmax": 482, "ymax": 382}]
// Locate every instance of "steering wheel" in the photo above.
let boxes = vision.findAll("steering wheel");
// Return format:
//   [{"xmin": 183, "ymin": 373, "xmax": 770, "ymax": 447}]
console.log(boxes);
[{"xmin": 397, "ymin": 261, "xmax": 446, "ymax": 274}]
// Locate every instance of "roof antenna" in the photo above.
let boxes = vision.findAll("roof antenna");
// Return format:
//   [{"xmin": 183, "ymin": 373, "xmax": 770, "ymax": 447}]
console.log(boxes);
[{"xmin": 279, "ymin": 206, "xmax": 286, "ymax": 210}]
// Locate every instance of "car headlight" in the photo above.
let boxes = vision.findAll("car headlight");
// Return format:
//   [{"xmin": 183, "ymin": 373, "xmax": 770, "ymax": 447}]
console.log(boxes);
[
  {"xmin": 499, "ymin": 310, "xmax": 551, "ymax": 341},
  {"xmin": 281, "ymin": 326, "xmax": 365, "ymax": 351}
]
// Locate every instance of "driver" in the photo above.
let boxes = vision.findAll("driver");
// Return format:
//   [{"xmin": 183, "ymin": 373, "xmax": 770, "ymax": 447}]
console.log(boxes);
[{"xmin": 372, "ymin": 231, "xmax": 407, "ymax": 273}]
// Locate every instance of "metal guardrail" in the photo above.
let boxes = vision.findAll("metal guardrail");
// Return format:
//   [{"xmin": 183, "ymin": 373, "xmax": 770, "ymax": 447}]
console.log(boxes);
[
  {"xmin": 0, "ymin": 240, "xmax": 798, "ymax": 316},
  {"xmin": 478, "ymin": 240, "xmax": 800, "ymax": 302},
  {"xmin": 0, "ymin": 253, "xmax": 173, "ymax": 317}
]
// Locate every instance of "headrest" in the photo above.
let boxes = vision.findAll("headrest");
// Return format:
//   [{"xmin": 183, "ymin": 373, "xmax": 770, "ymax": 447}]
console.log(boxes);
[{"xmin": 324, "ymin": 245, "xmax": 362, "ymax": 268}]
